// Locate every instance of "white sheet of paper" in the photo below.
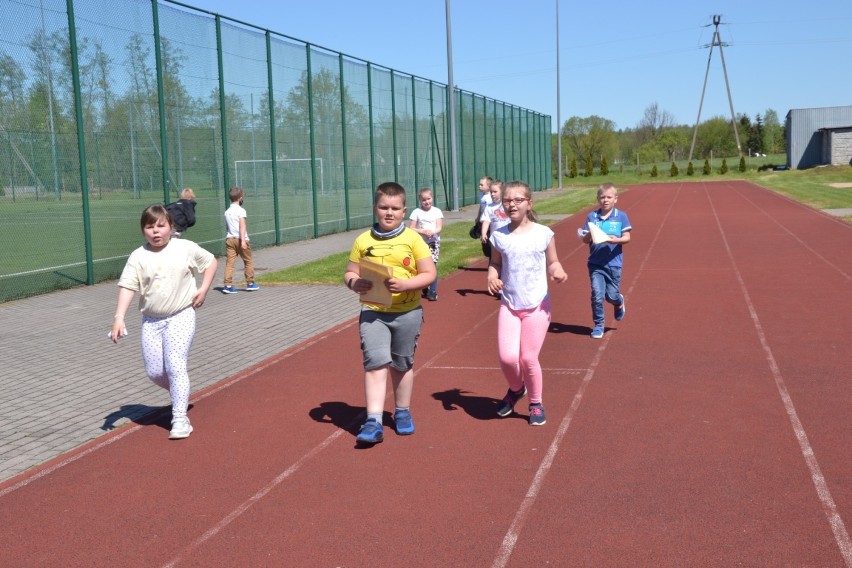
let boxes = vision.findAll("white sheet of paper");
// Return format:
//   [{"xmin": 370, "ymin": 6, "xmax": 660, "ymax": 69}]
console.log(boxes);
[
  {"xmin": 359, "ymin": 258, "xmax": 393, "ymax": 307},
  {"xmin": 588, "ymin": 223, "xmax": 610, "ymax": 244}
]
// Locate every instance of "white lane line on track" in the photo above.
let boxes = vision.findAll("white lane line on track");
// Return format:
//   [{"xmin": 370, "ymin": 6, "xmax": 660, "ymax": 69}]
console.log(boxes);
[
  {"xmin": 0, "ymin": 427, "xmax": 141, "ymax": 498},
  {"xmin": 732, "ymin": 182, "xmax": 852, "ymax": 282},
  {"xmin": 709, "ymin": 185, "xmax": 852, "ymax": 566},
  {"xmin": 0, "ymin": 320, "xmax": 358, "ymax": 498},
  {"xmin": 161, "ymin": 429, "xmax": 347, "ymax": 568},
  {"xmin": 493, "ymin": 184, "xmax": 679, "ymax": 568},
  {"xmin": 426, "ymin": 365, "xmax": 586, "ymax": 374},
  {"xmin": 161, "ymin": 305, "xmax": 500, "ymax": 567}
]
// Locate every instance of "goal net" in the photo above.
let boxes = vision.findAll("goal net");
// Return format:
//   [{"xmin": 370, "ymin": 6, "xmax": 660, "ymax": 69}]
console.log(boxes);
[{"xmin": 234, "ymin": 158, "xmax": 324, "ymax": 192}]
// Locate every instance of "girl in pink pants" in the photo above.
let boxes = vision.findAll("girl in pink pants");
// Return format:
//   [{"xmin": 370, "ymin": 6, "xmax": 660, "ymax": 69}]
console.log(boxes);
[{"xmin": 486, "ymin": 181, "xmax": 568, "ymax": 426}]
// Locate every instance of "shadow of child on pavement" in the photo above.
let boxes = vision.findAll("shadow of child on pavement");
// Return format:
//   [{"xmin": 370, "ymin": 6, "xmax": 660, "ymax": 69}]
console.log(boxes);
[
  {"xmin": 432, "ymin": 388, "xmax": 510, "ymax": 421},
  {"xmin": 308, "ymin": 401, "xmax": 367, "ymax": 436},
  {"xmin": 548, "ymin": 321, "xmax": 595, "ymax": 336},
  {"xmin": 101, "ymin": 403, "xmax": 193, "ymax": 432}
]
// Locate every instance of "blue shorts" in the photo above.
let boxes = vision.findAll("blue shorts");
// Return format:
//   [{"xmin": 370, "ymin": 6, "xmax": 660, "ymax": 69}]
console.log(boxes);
[{"xmin": 359, "ymin": 307, "xmax": 423, "ymax": 371}]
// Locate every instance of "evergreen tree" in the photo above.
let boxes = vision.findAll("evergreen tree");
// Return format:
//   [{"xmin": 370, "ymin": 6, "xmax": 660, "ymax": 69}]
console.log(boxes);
[
  {"xmin": 570, "ymin": 155, "xmax": 578, "ymax": 178},
  {"xmin": 687, "ymin": 161, "xmax": 695, "ymax": 176},
  {"xmin": 670, "ymin": 162, "xmax": 679, "ymax": 177},
  {"xmin": 650, "ymin": 164, "xmax": 658, "ymax": 177},
  {"xmin": 719, "ymin": 158, "xmax": 728, "ymax": 174},
  {"xmin": 584, "ymin": 152, "xmax": 593, "ymax": 177},
  {"xmin": 702, "ymin": 158, "xmax": 711, "ymax": 175},
  {"xmin": 600, "ymin": 155, "xmax": 609, "ymax": 175},
  {"xmin": 739, "ymin": 156, "xmax": 746, "ymax": 173}
]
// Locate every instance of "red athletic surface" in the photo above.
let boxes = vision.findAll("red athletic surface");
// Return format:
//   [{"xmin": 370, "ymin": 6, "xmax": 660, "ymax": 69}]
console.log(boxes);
[{"xmin": 2, "ymin": 181, "xmax": 851, "ymax": 567}]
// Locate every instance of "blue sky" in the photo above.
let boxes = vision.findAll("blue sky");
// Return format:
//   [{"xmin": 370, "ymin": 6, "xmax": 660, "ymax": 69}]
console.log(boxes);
[{"xmin": 184, "ymin": 0, "xmax": 852, "ymax": 132}]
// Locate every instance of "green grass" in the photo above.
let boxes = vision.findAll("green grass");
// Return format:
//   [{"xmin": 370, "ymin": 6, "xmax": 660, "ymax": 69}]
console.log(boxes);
[
  {"xmin": 751, "ymin": 165, "xmax": 852, "ymax": 209},
  {"xmin": 557, "ymin": 153, "xmax": 789, "ymax": 186}
]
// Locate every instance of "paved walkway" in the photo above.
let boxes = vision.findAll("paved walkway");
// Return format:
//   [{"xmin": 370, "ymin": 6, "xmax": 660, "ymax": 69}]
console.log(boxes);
[{"xmin": 0, "ymin": 189, "xmax": 572, "ymax": 483}]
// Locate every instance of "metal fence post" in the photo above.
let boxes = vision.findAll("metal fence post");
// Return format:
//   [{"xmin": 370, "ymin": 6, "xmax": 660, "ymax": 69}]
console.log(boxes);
[
  {"xmin": 265, "ymin": 31, "xmax": 281, "ymax": 244},
  {"xmin": 66, "ymin": 0, "xmax": 93, "ymax": 284},
  {"xmin": 305, "ymin": 45, "xmax": 318, "ymax": 238},
  {"xmin": 339, "ymin": 54, "xmax": 350, "ymax": 230},
  {"xmin": 216, "ymin": 16, "xmax": 229, "ymax": 201},
  {"xmin": 152, "ymin": 0, "xmax": 169, "ymax": 202}
]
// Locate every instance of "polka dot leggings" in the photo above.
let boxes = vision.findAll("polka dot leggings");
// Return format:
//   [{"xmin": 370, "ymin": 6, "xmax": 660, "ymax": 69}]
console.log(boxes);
[{"xmin": 141, "ymin": 307, "xmax": 195, "ymax": 419}]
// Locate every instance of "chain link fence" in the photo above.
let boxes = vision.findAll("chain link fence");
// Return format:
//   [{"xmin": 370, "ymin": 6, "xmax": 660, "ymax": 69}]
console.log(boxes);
[{"xmin": 0, "ymin": 0, "xmax": 552, "ymax": 303}]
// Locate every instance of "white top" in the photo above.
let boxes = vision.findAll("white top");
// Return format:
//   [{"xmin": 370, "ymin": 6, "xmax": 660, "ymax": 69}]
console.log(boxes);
[
  {"xmin": 118, "ymin": 239, "xmax": 215, "ymax": 318},
  {"xmin": 224, "ymin": 202, "xmax": 248, "ymax": 240},
  {"xmin": 481, "ymin": 202, "xmax": 511, "ymax": 233},
  {"xmin": 409, "ymin": 206, "xmax": 444, "ymax": 243},
  {"xmin": 490, "ymin": 222, "xmax": 554, "ymax": 310},
  {"xmin": 478, "ymin": 192, "xmax": 491, "ymax": 218}
]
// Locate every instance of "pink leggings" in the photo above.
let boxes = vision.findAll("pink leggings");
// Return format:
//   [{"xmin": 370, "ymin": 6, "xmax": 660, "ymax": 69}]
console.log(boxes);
[{"xmin": 496, "ymin": 297, "xmax": 551, "ymax": 405}]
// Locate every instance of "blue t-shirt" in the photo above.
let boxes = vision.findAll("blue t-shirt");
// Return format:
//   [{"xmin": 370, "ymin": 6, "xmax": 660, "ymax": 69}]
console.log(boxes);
[{"xmin": 584, "ymin": 208, "xmax": 631, "ymax": 268}]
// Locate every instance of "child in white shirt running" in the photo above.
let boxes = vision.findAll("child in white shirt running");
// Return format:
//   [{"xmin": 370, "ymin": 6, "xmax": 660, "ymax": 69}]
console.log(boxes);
[
  {"xmin": 112, "ymin": 204, "xmax": 217, "ymax": 440},
  {"xmin": 408, "ymin": 187, "xmax": 444, "ymax": 301},
  {"xmin": 486, "ymin": 180, "xmax": 567, "ymax": 426}
]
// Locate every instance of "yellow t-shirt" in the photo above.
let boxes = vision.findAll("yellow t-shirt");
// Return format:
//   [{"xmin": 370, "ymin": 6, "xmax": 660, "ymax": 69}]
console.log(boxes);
[
  {"xmin": 118, "ymin": 239, "xmax": 215, "ymax": 318},
  {"xmin": 349, "ymin": 227, "xmax": 432, "ymax": 313}
]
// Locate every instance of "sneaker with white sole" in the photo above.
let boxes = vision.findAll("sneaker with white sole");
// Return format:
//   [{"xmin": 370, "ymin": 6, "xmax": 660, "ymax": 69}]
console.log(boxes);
[
  {"xmin": 245, "ymin": 282, "xmax": 260, "ymax": 291},
  {"xmin": 169, "ymin": 416, "xmax": 193, "ymax": 439},
  {"xmin": 528, "ymin": 404, "xmax": 547, "ymax": 426},
  {"xmin": 591, "ymin": 325, "xmax": 604, "ymax": 339},
  {"xmin": 222, "ymin": 285, "xmax": 238, "ymax": 294}
]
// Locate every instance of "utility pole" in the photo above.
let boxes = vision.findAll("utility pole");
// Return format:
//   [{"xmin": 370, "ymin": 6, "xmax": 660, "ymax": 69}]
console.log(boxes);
[
  {"xmin": 556, "ymin": 0, "xmax": 562, "ymax": 189},
  {"xmin": 445, "ymin": 0, "xmax": 460, "ymax": 211},
  {"xmin": 688, "ymin": 14, "xmax": 741, "ymax": 163}
]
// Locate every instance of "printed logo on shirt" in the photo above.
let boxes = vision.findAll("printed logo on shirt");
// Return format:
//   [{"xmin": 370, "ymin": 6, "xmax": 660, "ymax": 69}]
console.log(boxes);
[{"xmin": 597, "ymin": 220, "xmax": 622, "ymax": 237}]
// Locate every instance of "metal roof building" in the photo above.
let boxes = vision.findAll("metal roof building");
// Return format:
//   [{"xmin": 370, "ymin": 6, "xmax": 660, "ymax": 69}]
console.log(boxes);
[{"xmin": 786, "ymin": 105, "xmax": 852, "ymax": 169}]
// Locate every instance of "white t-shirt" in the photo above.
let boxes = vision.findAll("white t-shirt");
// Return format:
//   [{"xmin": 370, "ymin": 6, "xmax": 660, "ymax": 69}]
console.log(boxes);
[
  {"xmin": 118, "ymin": 238, "xmax": 215, "ymax": 318},
  {"xmin": 224, "ymin": 202, "xmax": 248, "ymax": 240},
  {"xmin": 489, "ymin": 222, "xmax": 554, "ymax": 310},
  {"xmin": 478, "ymin": 192, "xmax": 491, "ymax": 218},
  {"xmin": 409, "ymin": 206, "xmax": 444, "ymax": 243},
  {"xmin": 481, "ymin": 202, "xmax": 511, "ymax": 234}
]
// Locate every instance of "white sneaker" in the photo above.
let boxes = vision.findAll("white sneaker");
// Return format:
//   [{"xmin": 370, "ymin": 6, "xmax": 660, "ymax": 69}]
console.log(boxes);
[{"xmin": 169, "ymin": 416, "xmax": 193, "ymax": 439}]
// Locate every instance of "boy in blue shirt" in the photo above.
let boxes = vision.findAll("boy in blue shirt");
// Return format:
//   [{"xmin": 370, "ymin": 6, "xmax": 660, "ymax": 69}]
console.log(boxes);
[{"xmin": 581, "ymin": 183, "xmax": 632, "ymax": 339}]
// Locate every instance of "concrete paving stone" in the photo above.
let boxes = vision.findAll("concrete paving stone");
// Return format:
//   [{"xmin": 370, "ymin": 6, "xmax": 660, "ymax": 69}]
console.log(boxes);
[{"xmin": 0, "ymin": 456, "xmax": 31, "ymax": 469}]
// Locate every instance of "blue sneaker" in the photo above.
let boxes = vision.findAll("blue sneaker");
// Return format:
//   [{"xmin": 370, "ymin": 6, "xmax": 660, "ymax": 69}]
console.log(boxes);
[
  {"xmin": 528, "ymin": 404, "xmax": 547, "ymax": 426},
  {"xmin": 614, "ymin": 294, "xmax": 626, "ymax": 321},
  {"xmin": 245, "ymin": 282, "xmax": 260, "ymax": 291},
  {"xmin": 394, "ymin": 409, "xmax": 415, "ymax": 435},
  {"xmin": 496, "ymin": 385, "xmax": 527, "ymax": 417},
  {"xmin": 222, "ymin": 285, "xmax": 238, "ymax": 294},
  {"xmin": 355, "ymin": 418, "xmax": 384, "ymax": 444},
  {"xmin": 591, "ymin": 325, "xmax": 604, "ymax": 339}
]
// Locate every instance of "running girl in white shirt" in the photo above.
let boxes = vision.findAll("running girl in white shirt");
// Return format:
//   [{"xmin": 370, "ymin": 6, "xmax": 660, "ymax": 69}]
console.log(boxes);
[
  {"xmin": 486, "ymin": 181, "xmax": 568, "ymax": 426},
  {"xmin": 111, "ymin": 204, "xmax": 217, "ymax": 440}
]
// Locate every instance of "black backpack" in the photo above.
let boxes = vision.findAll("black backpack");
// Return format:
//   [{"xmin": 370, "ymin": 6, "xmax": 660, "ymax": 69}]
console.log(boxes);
[{"xmin": 166, "ymin": 200, "xmax": 196, "ymax": 232}]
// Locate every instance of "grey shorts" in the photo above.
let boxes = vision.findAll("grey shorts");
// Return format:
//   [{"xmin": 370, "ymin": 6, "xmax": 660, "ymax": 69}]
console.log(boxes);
[{"xmin": 359, "ymin": 307, "xmax": 423, "ymax": 371}]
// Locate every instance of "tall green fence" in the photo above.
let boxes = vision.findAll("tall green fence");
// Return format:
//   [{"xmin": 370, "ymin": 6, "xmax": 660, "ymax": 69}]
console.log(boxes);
[{"xmin": 0, "ymin": 0, "xmax": 552, "ymax": 303}]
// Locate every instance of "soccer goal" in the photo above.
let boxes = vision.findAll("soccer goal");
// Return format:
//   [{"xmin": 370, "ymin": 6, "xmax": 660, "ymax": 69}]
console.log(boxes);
[{"xmin": 234, "ymin": 158, "xmax": 324, "ymax": 193}]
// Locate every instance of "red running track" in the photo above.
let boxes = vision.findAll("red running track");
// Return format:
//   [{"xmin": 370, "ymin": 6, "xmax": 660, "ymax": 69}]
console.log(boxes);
[{"xmin": 1, "ymin": 181, "xmax": 851, "ymax": 567}]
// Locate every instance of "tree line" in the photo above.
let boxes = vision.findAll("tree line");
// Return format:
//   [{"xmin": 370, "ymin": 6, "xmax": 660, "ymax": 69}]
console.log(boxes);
[{"xmin": 552, "ymin": 102, "xmax": 785, "ymax": 176}]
